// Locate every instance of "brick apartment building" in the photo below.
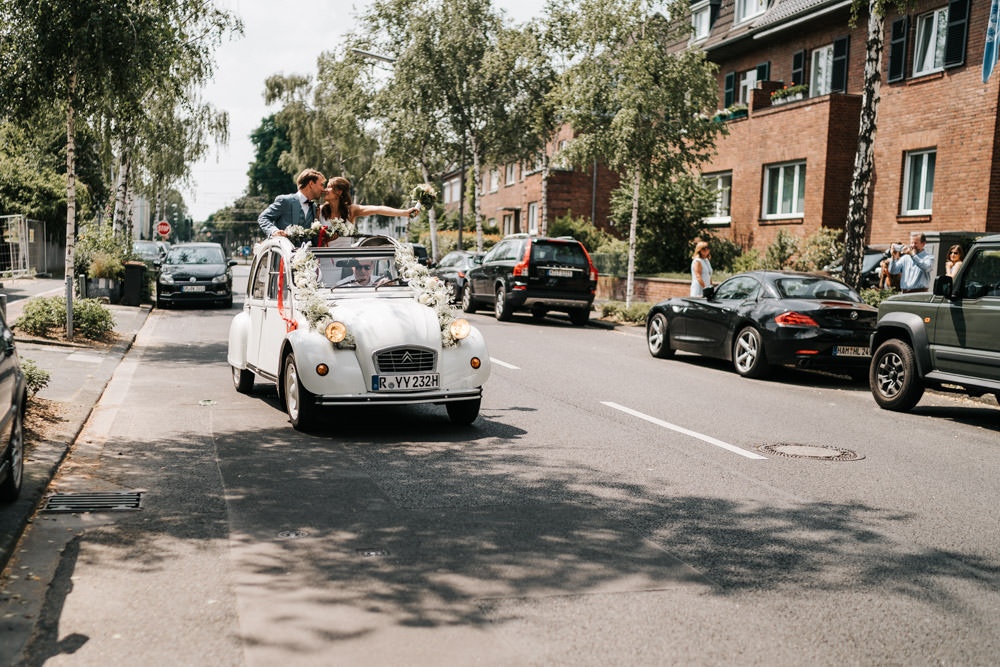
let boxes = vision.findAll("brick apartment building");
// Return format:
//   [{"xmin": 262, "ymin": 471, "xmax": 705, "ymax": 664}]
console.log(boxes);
[
  {"xmin": 688, "ymin": 0, "xmax": 1000, "ymax": 250},
  {"xmin": 440, "ymin": 124, "xmax": 620, "ymax": 237}
]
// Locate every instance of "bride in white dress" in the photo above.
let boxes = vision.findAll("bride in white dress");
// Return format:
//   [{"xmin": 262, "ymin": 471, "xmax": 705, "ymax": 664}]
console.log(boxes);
[{"xmin": 318, "ymin": 176, "xmax": 418, "ymax": 246}]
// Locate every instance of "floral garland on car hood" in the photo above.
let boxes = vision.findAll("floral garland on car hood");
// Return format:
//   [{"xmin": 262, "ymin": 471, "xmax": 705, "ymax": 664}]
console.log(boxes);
[{"xmin": 288, "ymin": 239, "xmax": 462, "ymax": 348}]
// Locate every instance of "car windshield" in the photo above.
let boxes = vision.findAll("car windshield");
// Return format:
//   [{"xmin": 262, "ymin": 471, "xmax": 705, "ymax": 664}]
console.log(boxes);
[
  {"xmin": 773, "ymin": 277, "xmax": 861, "ymax": 302},
  {"xmin": 165, "ymin": 247, "xmax": 225, "ymax": 265},
  {"xmin": 133, "ymin": 242, "xmax": 160, "ymax": 260},
  {"xmin": 313, "ymin": 251, "xmax": 403, "ymax": 289}
]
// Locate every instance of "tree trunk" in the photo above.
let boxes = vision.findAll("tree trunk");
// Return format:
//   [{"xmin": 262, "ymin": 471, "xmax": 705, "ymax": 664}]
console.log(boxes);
[
  {"xmin": 540, "ymin": 144, "xmax": 550, "ymax": 236},
  {"xmin": 626, "ymin": 168, "xmax": 640, "ymax": 308},
  {"xmin": 113, "ymin": 145, "xmax": 130, "ymax": 236},
  {"xmin": 64, "ymin": 70, "xmax": 78, "ymax": 340},
  {"xmin": 419, "ymin": 161, "xmax": 439, "ymax": 261},
  {"xmin": 843, "ymin": 0, "xmax": 883, "ymax": 290},
  {"xmin": 471, "ymin": 138, "xmax": 483, "ymax": 252},
  {"xmin": 125, "ymin": 170, "xmax": 135, "ymax": 240}
]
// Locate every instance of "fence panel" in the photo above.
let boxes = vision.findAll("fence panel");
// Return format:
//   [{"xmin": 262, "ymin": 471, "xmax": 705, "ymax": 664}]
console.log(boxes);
[{"xmin": 0, "ymin": 215, "xmax": 32, "ymax": 279}]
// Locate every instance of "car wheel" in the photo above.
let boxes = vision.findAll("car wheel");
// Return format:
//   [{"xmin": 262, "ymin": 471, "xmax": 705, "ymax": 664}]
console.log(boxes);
[
  {"xmin": 0, "ymin": 403, "xmax": 24, "ymax": 502},
  {"xmin": 283, "ymin": 353, "xmax": 318, "ymax": 431},
  {"xmin": 568, "ymin": 307, "xmax": 590, "ymax": 326},
  {"xmin": 871, "ymin": 339, "xmax": 924, "ymax": 411},
  {"xmin": 646, "ymin": 312, "xmax": 674, "ymax": 359},
  {"xmin": 232, "ymin": 365, "xmax": 254, "ymax": 394},
  {"xmin": 495, "ymin": 285, "xmax": 513, "ymax": 321},
  {"xmin": 733, "ymin": 326, "xmax": 770, "ymax": 378},
  {"xmin": 461, "ymin": 283, "xmax": 476, "ymax": 313},
  {"xmin": 447, "ymin": 398, "xmax": 481, "ymax": 425}
]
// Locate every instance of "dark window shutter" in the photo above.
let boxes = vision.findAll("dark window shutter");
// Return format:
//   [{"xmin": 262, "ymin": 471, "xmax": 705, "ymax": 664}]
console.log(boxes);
[
  {"xmin": 831, "ymin": 35, "xmax": 849, "ymax": 92},
  {"xmin": 944, "ymin": 0, "xmax": 970, "ymax": 68},
  {"xmin": 709, "ymin": 0, "xmax": 721, "ymax": 25},
  {"xmin": 756, "ymin": 61, "xmax": 771, "ymax": 82},
  {"xmin": 724, "ymin": 71, "xmax": 735, "ymax": 107},
  {"xmin": 791, "ymin": 50, "xmax": 806, "ymax": 86},
  {"xmin": 888, "ymin": 16, "xmax": 910, "ymax": 82}
]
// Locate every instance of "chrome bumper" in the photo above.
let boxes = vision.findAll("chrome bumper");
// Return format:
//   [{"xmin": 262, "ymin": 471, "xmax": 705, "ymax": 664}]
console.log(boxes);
[{"xmin": 314, "ymin": 387, "xmax": 482, "ymax": 406}]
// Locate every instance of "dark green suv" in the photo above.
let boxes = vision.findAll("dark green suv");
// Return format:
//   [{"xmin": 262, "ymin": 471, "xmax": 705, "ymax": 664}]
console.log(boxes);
[{"xmin": 869, "ymin": 234, "xmax": 1000, "ymax": 411}]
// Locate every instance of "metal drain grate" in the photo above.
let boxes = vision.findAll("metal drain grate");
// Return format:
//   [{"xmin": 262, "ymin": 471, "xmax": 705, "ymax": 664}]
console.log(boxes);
[
  {"xmin": 42, "ymin": 492, "xmax": 143, "ymax": 513},
  {"xmin": 758, "ymin": 443, "xmax": 864, "ymax": 461}
]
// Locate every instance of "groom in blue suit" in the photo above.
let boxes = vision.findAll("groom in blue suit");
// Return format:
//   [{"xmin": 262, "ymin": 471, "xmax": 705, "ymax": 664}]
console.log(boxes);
[{"xmin": 258, "ymin": 168, "xmax": 327, "ymax": 238}]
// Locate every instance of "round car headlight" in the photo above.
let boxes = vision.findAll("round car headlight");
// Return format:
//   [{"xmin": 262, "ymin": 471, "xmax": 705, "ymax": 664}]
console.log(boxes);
[
  {"xmin": 158, "ymin": 272, "xmax": 174, "ymax": 285},
  {"xmin": 325, "ymin": 321, "xmax": 347, "ymax": 343},
  {"xmin": 211, "ymin": 274, "xmax": 228, "ymax": 283},
  {"xmin": 449, "ymin": 318, "xmax": 471, "ymax": 340}
]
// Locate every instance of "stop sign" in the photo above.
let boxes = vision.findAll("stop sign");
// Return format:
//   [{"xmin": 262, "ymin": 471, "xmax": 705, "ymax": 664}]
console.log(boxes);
[{"xmin": 156, "ymin": 221, "xmax": 171, "ymax": 236}]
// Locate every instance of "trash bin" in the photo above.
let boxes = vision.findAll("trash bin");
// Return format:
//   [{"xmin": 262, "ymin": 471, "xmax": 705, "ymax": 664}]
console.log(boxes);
[{"xmin": 122, "ymin": 261, "xmax": 146, "ymax": 306}]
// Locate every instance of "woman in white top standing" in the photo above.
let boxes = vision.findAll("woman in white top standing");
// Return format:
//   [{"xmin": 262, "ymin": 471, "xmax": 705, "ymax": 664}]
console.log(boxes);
[{"xmin": 690, "ymin": 241, "xmax": 713, "ymax": 297}]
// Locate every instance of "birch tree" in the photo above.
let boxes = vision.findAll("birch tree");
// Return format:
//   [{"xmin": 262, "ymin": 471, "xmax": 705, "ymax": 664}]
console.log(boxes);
[
  {"xmin": 553, "ymin": 0, "xmax": 722, "ymax": 306},
  {"xmin": 0, "ymin": 0, "xmax": 239, "ymax": 337}
]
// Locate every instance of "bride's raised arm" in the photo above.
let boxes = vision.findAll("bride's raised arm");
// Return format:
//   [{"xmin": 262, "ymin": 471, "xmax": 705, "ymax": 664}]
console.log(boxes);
[{"xmin": 350, "ymin": 203, "xmax": 418, "ymax": 219}]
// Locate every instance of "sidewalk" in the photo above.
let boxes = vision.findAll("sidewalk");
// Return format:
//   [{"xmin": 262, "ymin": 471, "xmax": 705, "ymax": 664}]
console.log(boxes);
[{"xmin": 0, "ymin": 303, "xmax": 152, "ymax": 572}]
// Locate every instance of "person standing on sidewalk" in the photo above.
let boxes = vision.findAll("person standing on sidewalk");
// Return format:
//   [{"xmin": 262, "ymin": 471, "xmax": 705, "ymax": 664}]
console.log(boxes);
[
  {"xmin": 690, "ymin": 242, "xmax": 713, "ymax": 297},
  {"xmin": 887, "ymin": 232, "xmax": 934, "ymax": 293},
  {"xmin": 258, "ymin": 169, "xmax": 326, "ymax": 238}
]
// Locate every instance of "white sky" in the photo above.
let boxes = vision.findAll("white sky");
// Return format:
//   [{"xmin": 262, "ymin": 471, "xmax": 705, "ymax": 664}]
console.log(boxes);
[{"xmin": 183, "ymin": 0, "xmax": 543, "ymax": 222}]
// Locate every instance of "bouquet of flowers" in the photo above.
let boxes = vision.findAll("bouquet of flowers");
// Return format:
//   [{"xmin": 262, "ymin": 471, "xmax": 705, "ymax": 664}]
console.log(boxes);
[
  {"xmin": 284, "ymin": 220, "xmax": 358, "ymax": 247},
  {"xmin": 409, "ymin": 183, "xmax": 438, "ymax": 211}
]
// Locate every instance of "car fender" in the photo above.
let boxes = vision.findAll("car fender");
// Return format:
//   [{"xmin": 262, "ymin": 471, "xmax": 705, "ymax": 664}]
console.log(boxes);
[
  {"xmin": 227, "ymin": 310, "xmax": 251, "ymax": 368},
  {"xmin": 873, "ymin": 311, "xmax": 932, "ymax": 376}
]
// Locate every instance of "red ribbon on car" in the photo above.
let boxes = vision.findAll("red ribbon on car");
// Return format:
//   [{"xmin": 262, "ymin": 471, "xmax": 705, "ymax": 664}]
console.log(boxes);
[
  {"xmin": 277, "ymin": 258, "xmax": 298, "ymax": 332},
  {"xmin": 318, "ymin": 227, "xmax": 326, "ymax": 248}
]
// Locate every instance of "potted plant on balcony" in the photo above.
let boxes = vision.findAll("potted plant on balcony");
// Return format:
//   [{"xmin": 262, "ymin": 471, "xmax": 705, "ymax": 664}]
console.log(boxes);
[
  {"xmin": 712, "ymin": 104, "xmax": 748, "ymax": 122},
  {"xmin": 770, "ymin": 83, "xmax": 808, "ymax": 105}
]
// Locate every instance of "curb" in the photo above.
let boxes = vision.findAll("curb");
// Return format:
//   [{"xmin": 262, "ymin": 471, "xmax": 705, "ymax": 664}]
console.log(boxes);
[{"xmin": 0, "ymin": 307, "xmax": 150, "ymax": 574}]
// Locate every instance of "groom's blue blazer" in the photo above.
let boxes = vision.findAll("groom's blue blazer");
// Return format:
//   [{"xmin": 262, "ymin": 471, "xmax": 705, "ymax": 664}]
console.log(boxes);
[{"xmin": 258, "ymin": 193, "xmax": 315, "ymax": 237}]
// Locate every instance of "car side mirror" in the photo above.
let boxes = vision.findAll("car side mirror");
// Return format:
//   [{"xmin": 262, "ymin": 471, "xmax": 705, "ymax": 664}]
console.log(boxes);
[
  {"xmin": 472, "ymin": 256, "xmax": 483, "ymax": 266},
  {"xmin": 228, "ymin": 260, "xmax": 238, "ymax": 267},
  {"xmin": 153, "ymin": 260, "xmax": 162, "ymax": 268},
  {"xmin": 702, "ymin": 286, "xmax": 716, "ymax": 300},
  {"xmin": 933, "ymin": 275, "xmax": 953, "ymax": 298}
]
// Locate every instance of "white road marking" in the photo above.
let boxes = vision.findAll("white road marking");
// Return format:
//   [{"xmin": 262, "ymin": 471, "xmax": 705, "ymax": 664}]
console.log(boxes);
[
  {"xmin": 601, "ymin": 401, "xmax": 767, "ymax": 460},
  {"xmin": 490, "ymin": 357, "xmax": 520, "ymax": 370}
]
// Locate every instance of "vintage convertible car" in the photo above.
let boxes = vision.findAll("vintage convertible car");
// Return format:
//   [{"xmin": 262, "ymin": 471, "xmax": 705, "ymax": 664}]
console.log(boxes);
[{"xmin": 227, "ymin": 236, "xmax": 491, "ymax": 430}]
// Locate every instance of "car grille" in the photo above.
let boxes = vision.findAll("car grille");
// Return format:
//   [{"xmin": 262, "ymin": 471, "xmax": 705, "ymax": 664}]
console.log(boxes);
[{"xmin": 374, "ymin": 347, "xmax": 436, "ymax": 373}]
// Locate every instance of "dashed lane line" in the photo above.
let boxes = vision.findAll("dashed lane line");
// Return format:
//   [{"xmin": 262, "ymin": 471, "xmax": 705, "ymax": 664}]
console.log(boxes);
[
  {"xmin": 490, "ymin": 357, "xmax": 520, "ymax": 370},
  {"xmin": 601, "ymin": 401, "xmax": 767, "ymax": 460}
]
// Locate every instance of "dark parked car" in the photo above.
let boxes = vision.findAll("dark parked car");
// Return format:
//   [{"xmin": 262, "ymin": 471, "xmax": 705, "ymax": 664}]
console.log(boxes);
[
  {"xmin": 0, "ymin": 309, "xmax": 27, "ymax": 502},
  {"xmin": 870, "ymin": 233, "xmax": 1000, "ymax": 411},
  {"xmin": 156, "ymin": 242, "xmax": 236, "ymax": 308},
  {"xmin": 645, "ymin": 271, "xmax": 877, "ymax": 378},
  {"xmin": 429, "ymin": 250, "xmax": 483, "ymax": 302},
  {"xmin": 407, "ymin": 243, "xmax": 430, "ymax": 267},
  {"xmin": 462, "ymin": 234, "xmax": 598, "ymax": 325},
  {"xmin": 133, "ymin": 240, "xmax": 164, "ymax": 264},
  {"xmin": 822, "ymin": 246, "xmax": 888, "ymax": 289}
]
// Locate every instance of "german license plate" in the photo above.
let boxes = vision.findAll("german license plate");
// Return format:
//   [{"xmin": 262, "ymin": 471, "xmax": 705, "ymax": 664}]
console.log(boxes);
[
  {"xmin": 181, "ymin": 285, "xmax": 205, "ymax": 292},
  {"xmin": 834, "ymin": 345, "xmax": 869, "ymax": 357},
  {"xmin": 372, "ymin": 373, "xmax": 440, "ymax": 392},
  {"xmin": 548, "ymin": 268, "xmax": 573, "ymax": 277}
]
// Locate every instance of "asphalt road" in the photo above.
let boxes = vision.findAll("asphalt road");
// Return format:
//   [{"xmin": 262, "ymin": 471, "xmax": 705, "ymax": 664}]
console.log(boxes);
[{"xmin": 3, "ymin": 265, "xmax": 999, "ymax": 665}]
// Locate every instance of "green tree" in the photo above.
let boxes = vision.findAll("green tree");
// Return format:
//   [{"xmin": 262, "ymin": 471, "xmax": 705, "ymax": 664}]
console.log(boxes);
[
  {"xmin": 0, "ymin": 0, "xmax": 240, "ymax": 337},
  {"xmin": 247, "ymin": 115, "xmax": 293, "ymax": 202},
  {"xmin": 553, "ymin": 0, "xmax": 723, "ymax": 306}
]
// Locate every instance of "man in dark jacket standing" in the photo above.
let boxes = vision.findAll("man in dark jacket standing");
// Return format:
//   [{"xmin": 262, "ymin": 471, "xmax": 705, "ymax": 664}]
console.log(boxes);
[{"xmin": 258, "ymin": 168, "xmax": 326, "ymax": 238}]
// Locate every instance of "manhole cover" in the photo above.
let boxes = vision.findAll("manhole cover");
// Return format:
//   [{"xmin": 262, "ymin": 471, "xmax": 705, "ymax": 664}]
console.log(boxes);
[
  {"xmin": 277, "ymin": 530, "xmax": 309, "ymax": 539},
  {"xmin": 356, "ymin": 548, "xmax": 389, "ymax": 558},
  {"xmin": 42, "ymin": 492, "xmax": 143, "ymax": 513},
  {"xmin": 758, "ymin": 443, "xmax": 864, "ymax": 461}
]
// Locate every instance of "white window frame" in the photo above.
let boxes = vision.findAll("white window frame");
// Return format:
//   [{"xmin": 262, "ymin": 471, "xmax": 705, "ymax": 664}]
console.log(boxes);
[
  {"xmin": 703, "ymin": 172, "xmax": 732, "ymax": 224},
  {"xmin": 762, "ymin": 160, "xmax": 806, "ymax": 219},
  {"xmin": 810, "ymin": 44, "xmax": 834, "ymax": 97},
  {"xmin": 735, "ymin": 0, "xmax": 766, "ymax": 24},
  {"xmin": 902, "ymin": 149, "xmax": 936, "ymax": 214},
  {"xmin": 738, "ymin": 69, "xmax": 757, "ymax": 105},
  {"xmin": 505, "ymin": 163, "xmax": 515, "ymax": 185},
  {"xmin": 691, "ymin": 0, "xmax": 711, "ymax": 41},
  {"xmin": 527, "ymin": 202, "xmax": 539, "ymax": 235},
  {"xmin": 489, "ymin": 168, "xmax": 499, "ymax": 192},
  {"xmin": 502, "ymin": 213, "xmax": 514, "ymax": 235},
  {"xmin": 913, "ymin": 7, "xmax": 949, "ymax": 76}
]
